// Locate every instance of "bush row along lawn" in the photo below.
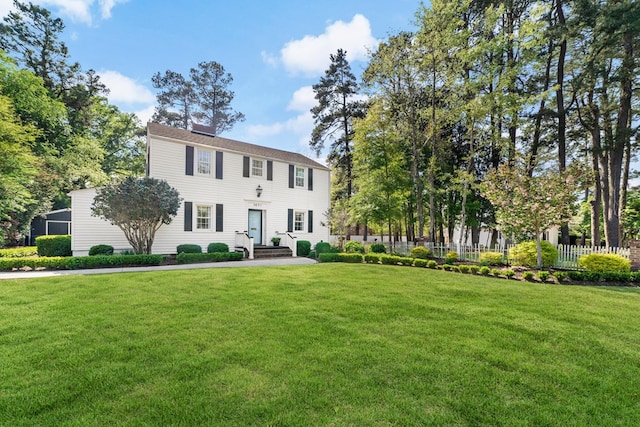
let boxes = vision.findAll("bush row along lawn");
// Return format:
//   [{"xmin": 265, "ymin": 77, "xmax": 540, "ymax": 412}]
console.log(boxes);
[{"xmin": 1, "ymin": 264, "xmax": 640, "ymax": 426}]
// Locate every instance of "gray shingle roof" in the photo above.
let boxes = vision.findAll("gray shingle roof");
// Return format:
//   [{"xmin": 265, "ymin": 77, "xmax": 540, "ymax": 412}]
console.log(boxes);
[{"xmin": 147, "ymin": 122, "xmax": 329, "ymax": 170}]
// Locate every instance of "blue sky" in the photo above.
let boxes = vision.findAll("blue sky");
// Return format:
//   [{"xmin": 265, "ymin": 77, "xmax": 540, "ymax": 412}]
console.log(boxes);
[{"xmin": 0, "ymin": 0, "xmax": 424, "ymax": 160}]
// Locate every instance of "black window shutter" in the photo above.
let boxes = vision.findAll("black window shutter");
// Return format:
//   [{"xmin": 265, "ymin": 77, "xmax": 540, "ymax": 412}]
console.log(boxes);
[
  {"xmin": 216, "ymin": 204, "xmax": 223, "ymax": 232},
  {"xmin": 287, "ymin": 209, "xmax": 293, "ymax": 232},
  {"xmin": 185, "ymin": 146, "xmax": 194, "ymax": 176},
  {"xmin": 308, "ymin": 210, "xmax": 313, "ymax": 233},
  {"xmin": 215, "ymin": 151, "xmax": 223, "ymax": 179},
  {"xmin": 243, "ymin": 156, "xmax": 250, "ymax": 177},
  {"xmin": 184, "ymin": 202, "xmax": 193, "ymax": 231},
  {"xmin": 308, "ymin": 168, "xmax": 313, "ymax": 191},
  {"xmin": 267, "ymin": 160, "xmax": 273, "ymax": 181},
  {"xmin": 288, "ymin": 164, "xmax": 294, "ymax": 188}
]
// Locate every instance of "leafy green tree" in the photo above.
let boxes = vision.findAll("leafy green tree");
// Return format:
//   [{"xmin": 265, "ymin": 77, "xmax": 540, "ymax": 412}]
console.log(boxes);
[
  {"xmin": 152, "ymin": 61, "xmax": 244, "ymax": 134},
  {"xmin": 351, "ymin": 100, "xmax": 409, "ymax": 250},
  {"xmin": 91, "ymin": 177, "xmax": 182, "ymax": 254},
  {"xmin": 481, "ymin": 157, "xmax": 581, "ymax": 268},
  {"xmin": 0, "ymin": 92, "xmax": 38, "ymax": 245},
  {"xmin": 310, "ymin": 49, "xmax": 366, "ymax": 201}
]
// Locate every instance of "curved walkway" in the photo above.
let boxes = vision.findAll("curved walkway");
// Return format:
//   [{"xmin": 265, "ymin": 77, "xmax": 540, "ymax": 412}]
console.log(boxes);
[{"xmin": 0, "ymin": 257, "xmax": 317, "ymax": 280}]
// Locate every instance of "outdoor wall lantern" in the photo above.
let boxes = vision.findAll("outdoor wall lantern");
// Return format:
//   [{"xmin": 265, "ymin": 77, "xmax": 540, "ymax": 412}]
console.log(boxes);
[{"xmin": 256, "ymin": 185, "xmax": 263, "ymax": 198}]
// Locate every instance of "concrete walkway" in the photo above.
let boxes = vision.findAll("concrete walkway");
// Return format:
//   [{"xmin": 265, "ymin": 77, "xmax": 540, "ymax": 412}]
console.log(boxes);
[{"xmin": 0, "ymin": 257, "xmax": 317, "ymax": 280}]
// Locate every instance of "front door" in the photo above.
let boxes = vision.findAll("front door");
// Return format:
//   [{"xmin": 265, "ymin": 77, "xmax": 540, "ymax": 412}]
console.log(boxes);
[{"xmin": 248, "ymin": 209, "xmax": 262, "ymax": 245}]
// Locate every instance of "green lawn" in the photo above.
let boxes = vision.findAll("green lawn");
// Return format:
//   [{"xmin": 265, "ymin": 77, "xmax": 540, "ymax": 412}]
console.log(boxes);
[{"xmin": 2, "ymin": 264, "xmax": 640, "ymax": 426}]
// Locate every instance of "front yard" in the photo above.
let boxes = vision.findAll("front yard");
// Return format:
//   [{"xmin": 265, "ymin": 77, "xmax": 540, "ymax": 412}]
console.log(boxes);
[{"xmin": 2, "ymin": 264, "xmax": 639, "ymax": 425}]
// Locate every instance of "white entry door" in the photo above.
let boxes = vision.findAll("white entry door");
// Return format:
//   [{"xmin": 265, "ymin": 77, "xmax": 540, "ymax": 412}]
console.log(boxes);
[{"xmin": 248, "ymin": 209, "xmax": 262, "ymax": 245}]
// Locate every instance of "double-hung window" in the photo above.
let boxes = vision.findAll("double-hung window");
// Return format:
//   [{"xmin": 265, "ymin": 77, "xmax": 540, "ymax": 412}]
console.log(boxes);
[
  {"xmin": 294, "ymin": 211, "xmax": 305, "ymax": 232},
  {"xmin": 295, "ymin": 166, "xmax": 305, "ymax": 188},
  {"xmin": 198, "ymin": 150, "xmax": 212, "ymax": 175},
  {"xmin": 252, "ymin": 159, "xmax": 264, "ymax": 177},
  {"xmin": 196, "ymin": 205, "xmax": 212, "ymax": 230}
]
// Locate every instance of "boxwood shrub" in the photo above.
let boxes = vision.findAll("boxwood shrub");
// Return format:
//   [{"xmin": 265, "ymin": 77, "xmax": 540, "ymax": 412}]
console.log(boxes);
[
  {"xmin": 0, "ymin": 254, "xmax": 164, "ymax": 271},
  {"xmin": 297, "ymin": 240, "xmax": 311, "ymax": 257},
  {"xmin": 177, "ymin": 244, "xmax": 202, "ymax": 254},
  {"xmin": 176, "ymin": 252, "xmax": 243, "ymax": 264},
  {"xmin": 369, "ymin": 243, "xmax": 386, "ymax": 254},
  {"xmin": 444, "ymin": 251, "xmax": 458, "ymax": 265},
  {"xmin": 427, "ymin": 260, "xmax": 438, "ymax": 269},
  {"xmin": 207, "ymin": 242, "xmax": 229, "ymax": 253},
  {"xmin": 89, "ymin": 244, "xmax": 114, "ymax": 256},
  {"xmin": 380, "ymin": 255, "xmax": 401, "ymax": 265},
  {"xmin": 315, "ymin": 242, "xmax": 332, "ymax": 255},
  {"xmin": 318, "ymin": 253, "xmax": 339, "ymax": 262},
  {"xmin": 35, "ymin": 235, "xmax": 71, "ymax": 257},
  {"xmin": 577, "ymin": 253, "xmax": 631, "ymax": 273},
  {"xmin": 414, "ymin": 259, "xmax": 428, "ymax": 268},
  {"xmin": 364, "ymin": 254, "xmax": 381, "ymax": 264}
]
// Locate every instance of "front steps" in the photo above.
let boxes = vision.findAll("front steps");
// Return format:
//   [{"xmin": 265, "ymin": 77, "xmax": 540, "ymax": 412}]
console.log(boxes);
[{"xmin": 235, "ymin": 245, "xmax": 293, "ymax": 259}]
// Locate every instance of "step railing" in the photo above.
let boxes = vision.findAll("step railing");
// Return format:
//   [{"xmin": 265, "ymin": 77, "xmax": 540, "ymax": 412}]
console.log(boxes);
[
  {"xmin": 234, "ymin": 231, "xmax": 254, "ymax": 260},
  {"xmin": 275, "ymin": 231, "xmax": 297, "ymax": 257}
]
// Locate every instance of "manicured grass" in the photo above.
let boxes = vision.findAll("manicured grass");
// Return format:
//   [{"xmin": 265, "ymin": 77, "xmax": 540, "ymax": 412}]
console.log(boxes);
[{"xmin": 2, "ymin": 264, "xmax": 640, "ymax": 426}]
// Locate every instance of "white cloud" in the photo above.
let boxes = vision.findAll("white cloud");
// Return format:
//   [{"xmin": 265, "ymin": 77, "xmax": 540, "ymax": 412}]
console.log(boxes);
[
  {"xmin": 287, "ymin": 86, "xmax": 315, "ymax": 112},
  {"xmin": 260, "ymin": 50, "xmax": 278, "ymax": 67},
  {"xmin": 280, "ymin": 14, "xmax": 378, "ymax": 77},
  {"xmin": 0, "ymin": 0, "xmax": 127, "ymax": 24},
  {"xmin": 134, "ymin": 105, "xmax": 155, "ymax": 124},
  {"xmin": 98, "ymin": 70, "xmax": 155, "ymax": 105}
]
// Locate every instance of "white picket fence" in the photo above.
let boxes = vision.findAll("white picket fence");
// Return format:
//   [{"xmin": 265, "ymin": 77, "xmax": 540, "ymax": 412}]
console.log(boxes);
[{"xmin": 383, "ymin": 242, "xmax": 629, "ymax": 269}]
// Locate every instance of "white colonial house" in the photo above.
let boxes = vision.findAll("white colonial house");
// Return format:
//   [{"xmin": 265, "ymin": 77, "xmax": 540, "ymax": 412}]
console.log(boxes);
[{"xmin": 70, "ymin": 122, "xmax": 331, "ymax": 257}]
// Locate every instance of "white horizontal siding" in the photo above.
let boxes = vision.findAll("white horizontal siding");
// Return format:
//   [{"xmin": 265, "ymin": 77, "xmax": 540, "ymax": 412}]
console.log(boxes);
[{"xmin": 71, "ymin": 135, "xmax": 330, "ymax": 255}]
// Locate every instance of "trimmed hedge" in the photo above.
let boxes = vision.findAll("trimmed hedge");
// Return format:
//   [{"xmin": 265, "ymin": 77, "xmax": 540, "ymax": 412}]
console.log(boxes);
[
  {"xmin": 89, "ymin": 244, "xmax": 114, "ymax": 256},
  {"xmin": 207, "ymin": 243, "xmax": 229, "ymax": 253},
  {"xmin": 176, "ymin": 252, "xmax": 243, "ymax": 264},
  {"xmin": 297, "ymin": 240, "xmax": 311, "ymax": 257},
  {"xmin": 344, "ymin": 241, "xmax": 365, "ymax": 254},
  {"xmin": 578, "ymin": 253, "xmax": 631, "ymax": 273},
  {"xmin": 380, "ymin": 255, "xmax": 401, "ymax": 265},
  {"xmin": 364, "ymin": 254, "xmax": 381, "ymax": 264},
  {"xmin": 0, "ymin": 254, "xmax": 164, "ymax": 271},
  {"xmin": 0, "ymin": 246, "xmax": 38, "ymax": 258},
  {"xmin": 318, "ymin": 253, "xmax": 339, "ymax": 262},
  {"xmin": 35, "ymin": 235, "xmax": 71, "ymax": 257},
  {"xmin": 177, "ymin": 244, "xmax": 202, "ymax": 254},
  {"xmin": 318, "ymin": 253, "xmax": 363, "ymax": 263},
  {"xmin": 315, "ymin": 242, "xmax": 332, "ymax": 255},
  {"xmin": 414, "ymin": 259, "xmax": 428, "ymax": 268}
]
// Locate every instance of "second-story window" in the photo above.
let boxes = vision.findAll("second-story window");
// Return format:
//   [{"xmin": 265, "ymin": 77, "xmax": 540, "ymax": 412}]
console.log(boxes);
[
  {"xmin": 252, "ymin": 159, "xmax": 263, "ymax": 177},
  {"xmin": 295, "ymin": 166, "xmax": 305, "ymax": 187},
  {"xmin": 198, "ymin": 150, "xmax": 212, "ymax": 175}
]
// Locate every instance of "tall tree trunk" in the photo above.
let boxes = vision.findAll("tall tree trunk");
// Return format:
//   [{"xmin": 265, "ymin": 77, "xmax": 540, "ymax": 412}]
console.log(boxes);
[{"xmin": 555, "ymin": 0, "xmax": 570, "ymax": 245}]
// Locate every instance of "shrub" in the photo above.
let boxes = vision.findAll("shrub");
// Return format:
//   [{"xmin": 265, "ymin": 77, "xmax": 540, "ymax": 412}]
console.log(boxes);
[
  {"xmin": 369, "ymin": 243, "xmax": 386, "ymax": 254},
  {"xmin": 381, "ymin": 255, "xmax": 401, "ymax": 265},
  {"xmin": 523, "ymin": 271, "xmax": 535, "ymax": 281},
  {"xmin": 207, "ymin": 242, "xmax": 229, "ymax": 253},
  {"xmin": 414, "ymin": 259, "xmax": 428, "ymax": 268},
  {"xmin": 89, "ymin": 244, "xmax": 114, "ymax": 256},
  {"xmin": 442, "ymin": 264, "xmax": 453, "ymax": 271},
  {"xmin": 176, "ymin": 252, "xmax": 243, "ymax": 264},
  {"xmin": 0, "ymin": 254, "xmax": 164, "ymax": 271},
  {"xmin": 479, "ymin": 266, "xmax": 490, "ymax": 276},
  {"xmin": 508, "ymin": 241, "xmax": 558, "ymax": 268},
  {"xmin": 427, "ymin": 260, "xmax": 438, "ymax": 269},
  {"xmin": 338, "ymin": 253, "xmax": 364, "ymax": 263},
  {"xmin": 444, "ymin": 251, "xmax": 459, "ymax": 264},
  {"xmin": 344, "ymin": 241, "xmax": 365, "ymax": 254},
  {"xmin": 297, "ymin": 240, "xmax": 311, "ymax": 257},
  {"xmin": 364, "ymin": 254, "xmax": 381, "ymax": 264},
  {"xmin": 0, "ymin": 246, "xmax": 38, "ymax": 258},
  {"xmin": 36, "ymin": 235, "xmax": 71, "ymax": 257},
  {"xmin": 410, "ymin": 246, "xmax": 432, "ymax": 259},
  {"xmin": 177, "ymin": 244, "xmax": 202, "ymax": 254},
  {"xmin": 315, "ymin": 242, "xmax": 332, "ymax": 255},
  {"xmin": 490, "ymin": 268, "xmax": 502, "ymax": 277},
  {"xmin": 399, "ymin": 257, "xmax": 413, "ymax": 266},
  {"xmin": 504, "ymin": 269, "xmax": 516, "ymax": 279},
  {"xmin": 538, "ymin": 271, "xmax": 550, "ymax": 282},
  {"xmin": 120, "ymin": 249, "xmax": 135, "ymax": 255},
  {"xmin": 567, "ymin": 271, "xmax": 583, "ymax": 281},
  {"xmin": 554, "ymin": 271, "xmax": 567, "ymax": 283},
  {"xmin": 478, "ymin": 251, "xmax": 504, "ymax": 266},
  {"xmin": 600, "ymin": 271, "xmax": 632, "ymax": 283},
  {"xmin": 469, "ymin": 265, "xmax": 480, "ymax": 275},
  {"xmin": 308, "ymin": 250, "xmax": 317, "ymax": 259},
  {"xmin": 459, "ymin": 264, "xmax": 470, "ymax": 274},
  {"xmin": 578, "ymin": 253, "xmax": 631, "ymax": 273},
  {"xmin": 318, "ymin": 253, "xmax": 339, "ymax": 262}
]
